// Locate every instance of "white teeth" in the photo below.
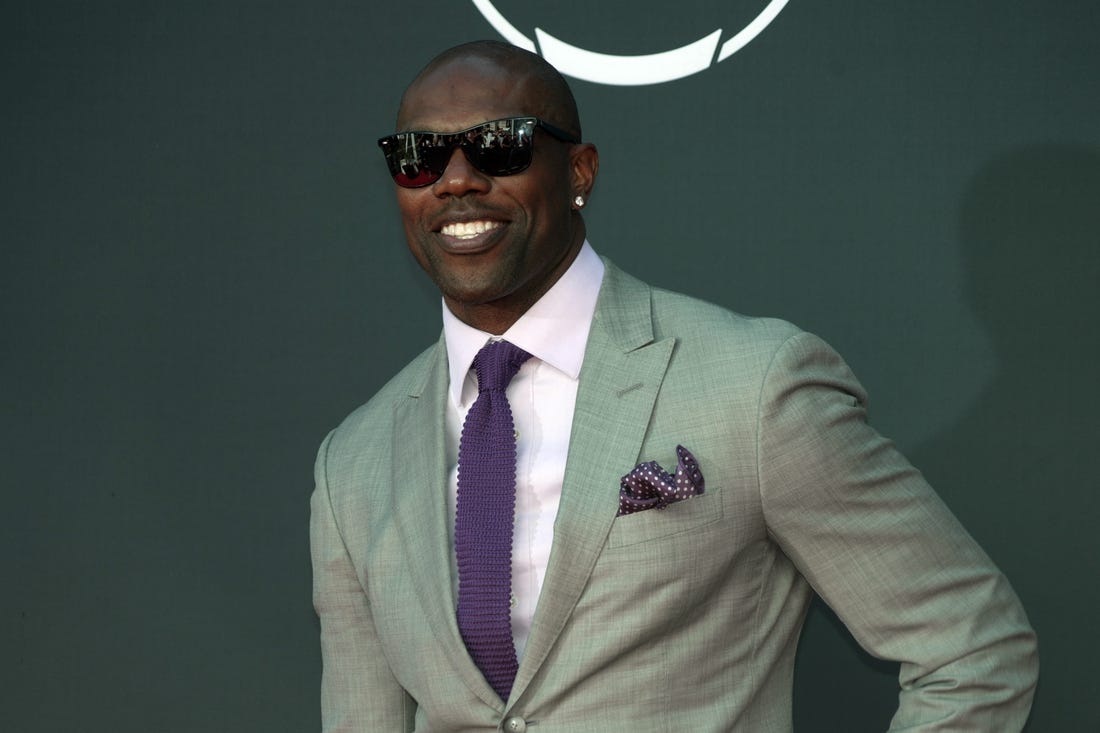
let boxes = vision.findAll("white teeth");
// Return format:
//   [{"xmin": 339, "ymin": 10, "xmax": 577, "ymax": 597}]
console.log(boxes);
[{"xmin": 440, "ymin": 220, "xmax": 501, "ymax": 239}]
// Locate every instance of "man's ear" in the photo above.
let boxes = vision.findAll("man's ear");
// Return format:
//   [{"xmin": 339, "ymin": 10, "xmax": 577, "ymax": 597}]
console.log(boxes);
[{"xmin": 570, "ymin": 143, "xmax": 599, "ymax": 204}]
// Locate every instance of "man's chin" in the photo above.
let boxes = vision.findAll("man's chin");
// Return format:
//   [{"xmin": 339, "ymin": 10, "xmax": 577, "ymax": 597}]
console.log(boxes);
[{"xmin": 441, "ymin": 284, "xmax": 508, "ymax": 310}]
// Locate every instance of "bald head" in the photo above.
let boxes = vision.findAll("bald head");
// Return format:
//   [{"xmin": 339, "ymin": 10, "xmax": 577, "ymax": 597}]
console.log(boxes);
[{"xmin": 397, "ymin": 40, "xmax": 582, "ymax": 140}]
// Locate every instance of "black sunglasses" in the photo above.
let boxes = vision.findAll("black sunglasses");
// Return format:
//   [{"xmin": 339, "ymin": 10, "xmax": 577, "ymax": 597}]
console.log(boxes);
[{"xmin": 377, "ymin": 116, "xmax": 579, "ymax": 188}]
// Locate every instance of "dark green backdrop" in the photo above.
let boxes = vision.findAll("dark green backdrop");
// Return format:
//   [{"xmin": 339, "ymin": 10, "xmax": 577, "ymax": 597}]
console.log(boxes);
[{"xmin": 3, "ymin": 2, "xmax": 1097, "ymax": 730}]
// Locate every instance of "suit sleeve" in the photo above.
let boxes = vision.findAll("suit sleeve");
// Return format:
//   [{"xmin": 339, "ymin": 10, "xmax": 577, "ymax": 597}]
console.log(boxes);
[
  {"xmin": 756, "ymin": 332, "xmax": 1038, "ymax": 731},
  {"xmin": 311, "ymin": 430, "xmax": 415, "ymax": 732}
]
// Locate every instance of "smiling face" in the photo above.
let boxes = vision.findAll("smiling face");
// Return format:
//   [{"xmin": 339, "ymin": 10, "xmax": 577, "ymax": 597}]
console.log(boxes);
[{"xmin": 393, "ymin": 51, "xmax": 598, "ymax": 334}]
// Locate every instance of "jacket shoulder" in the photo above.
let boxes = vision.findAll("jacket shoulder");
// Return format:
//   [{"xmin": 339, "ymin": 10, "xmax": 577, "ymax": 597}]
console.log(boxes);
[
  {"xmin": 326, "ymin": 338, "xmax": 441, "ymax": 450},
  {"xmin": 599, "ymin": 258, "xmax": 804, "ymax": 351},
  {"xmin": 648, "ymin": 283, "xmax": 804, "ymax": 355}
]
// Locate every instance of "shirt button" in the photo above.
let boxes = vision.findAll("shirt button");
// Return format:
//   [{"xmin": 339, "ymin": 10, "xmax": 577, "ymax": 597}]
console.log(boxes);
[{"xmin": 503, "ymin": 717, "xmax": 526, "ymax": 732}]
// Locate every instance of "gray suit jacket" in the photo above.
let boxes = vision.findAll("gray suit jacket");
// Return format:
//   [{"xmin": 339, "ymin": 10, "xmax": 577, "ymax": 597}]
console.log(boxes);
[{"xmin": 311, "ymin": 261, "xmax": 1037, "ymax": 732}]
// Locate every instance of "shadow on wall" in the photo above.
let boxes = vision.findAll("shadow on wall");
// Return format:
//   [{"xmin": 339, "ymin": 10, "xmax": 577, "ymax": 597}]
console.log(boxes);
[
  {"xmin": 792, "ymin": 144, "xmax": 1100, "ymax": 731},
  {"xmin": 911, "ymin": 143, "xmax": 1100, "ymax": 732}
]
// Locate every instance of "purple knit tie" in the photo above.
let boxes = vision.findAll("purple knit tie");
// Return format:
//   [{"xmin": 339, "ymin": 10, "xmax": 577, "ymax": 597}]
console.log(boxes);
[{"xmin": 455, "ymin": 339, "xmax": 532, "ymax": 700}]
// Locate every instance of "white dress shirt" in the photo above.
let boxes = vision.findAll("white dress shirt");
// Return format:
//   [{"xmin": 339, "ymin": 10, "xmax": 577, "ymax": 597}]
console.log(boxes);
[{"xmin": 442, "ymin": 242, "xmax": 604, "ymax": 660}]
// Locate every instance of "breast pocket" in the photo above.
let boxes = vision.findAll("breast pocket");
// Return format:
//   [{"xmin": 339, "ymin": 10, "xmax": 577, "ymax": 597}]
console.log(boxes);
[{"xmin": 605, "ymin": 491, "xmax": 723, "ymax": 549}]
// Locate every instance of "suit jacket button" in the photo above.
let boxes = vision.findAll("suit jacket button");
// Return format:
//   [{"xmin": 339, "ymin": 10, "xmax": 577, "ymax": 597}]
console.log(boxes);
[{"xmin": 503, "ymin": 716, "xmax": 527, "ymax": 732}]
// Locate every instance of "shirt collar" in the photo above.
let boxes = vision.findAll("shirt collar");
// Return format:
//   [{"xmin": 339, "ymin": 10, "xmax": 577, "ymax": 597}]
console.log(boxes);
[{"xmin": 442, "ymin": 241, "xmax": 605, "ymax": 407}]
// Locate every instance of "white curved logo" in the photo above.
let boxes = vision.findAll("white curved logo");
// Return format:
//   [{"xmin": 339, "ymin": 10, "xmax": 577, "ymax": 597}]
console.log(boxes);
[{"xmin": 471, "ymin": 0, "xmax": 790, "ymax": 86}]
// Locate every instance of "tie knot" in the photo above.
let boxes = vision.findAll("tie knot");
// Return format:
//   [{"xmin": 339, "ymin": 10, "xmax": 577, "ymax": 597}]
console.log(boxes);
[{"xmin": 473, "ymin": 340, "xmax": 532, "ymax": 393}]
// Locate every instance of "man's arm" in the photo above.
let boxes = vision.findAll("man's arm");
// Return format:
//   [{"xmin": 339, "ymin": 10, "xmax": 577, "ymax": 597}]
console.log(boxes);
[
  {"xmin": 757, "ymin": 332, "xmax": 1038, "ymax": 731},
  {"xmin": 311, "ymin": 430, "xmax": 415, "ymax": 732}
]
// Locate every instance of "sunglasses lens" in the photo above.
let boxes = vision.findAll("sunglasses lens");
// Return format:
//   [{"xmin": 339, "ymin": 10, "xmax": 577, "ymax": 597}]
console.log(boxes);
[
  {"xmin": 382, "ymin": 136, "xmax": 444, "ymax": 187},
  {"xmin": 467, "ymin": 121, "xmax": 535, "ymax": 177},
  {"xmin": 380, "ymin": 118, "xmax": 540, "ymax": 188},
  {"xmin": 393, "ymin": 163, "xmax": 438, "ymax": 187}
]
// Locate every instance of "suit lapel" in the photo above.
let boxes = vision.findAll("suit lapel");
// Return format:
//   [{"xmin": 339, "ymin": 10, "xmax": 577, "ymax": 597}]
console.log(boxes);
[
  {"xmin": 391, "ymin": 335, "xmax": 505, "ymax": 707},
  {"xmin": 512, "ymin": 264, "xmax": 675, "ymax": 700}
]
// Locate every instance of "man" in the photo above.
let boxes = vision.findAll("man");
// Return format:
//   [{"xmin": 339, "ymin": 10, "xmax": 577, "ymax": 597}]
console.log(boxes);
[{"xmin": 310, "ymin": 40, "xmax": 1038, "ymax": 732}]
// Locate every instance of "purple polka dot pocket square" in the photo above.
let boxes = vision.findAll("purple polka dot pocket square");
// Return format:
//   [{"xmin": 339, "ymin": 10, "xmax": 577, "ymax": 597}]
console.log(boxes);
[{"xmin": 617, "ymin": 445, "xmax": 705, "ymax": 517}]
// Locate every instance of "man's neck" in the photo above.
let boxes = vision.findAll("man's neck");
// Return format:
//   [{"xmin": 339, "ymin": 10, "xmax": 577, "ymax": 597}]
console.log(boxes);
[{"xmin": 442, "ymin": 239, "xmax": 586, "ymax": 334}]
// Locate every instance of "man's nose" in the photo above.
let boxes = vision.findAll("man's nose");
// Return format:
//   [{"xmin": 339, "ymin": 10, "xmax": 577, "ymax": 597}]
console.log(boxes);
[{"xmin": 432, "ymin": 146, "xmax": 491, "ymax": 196}]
